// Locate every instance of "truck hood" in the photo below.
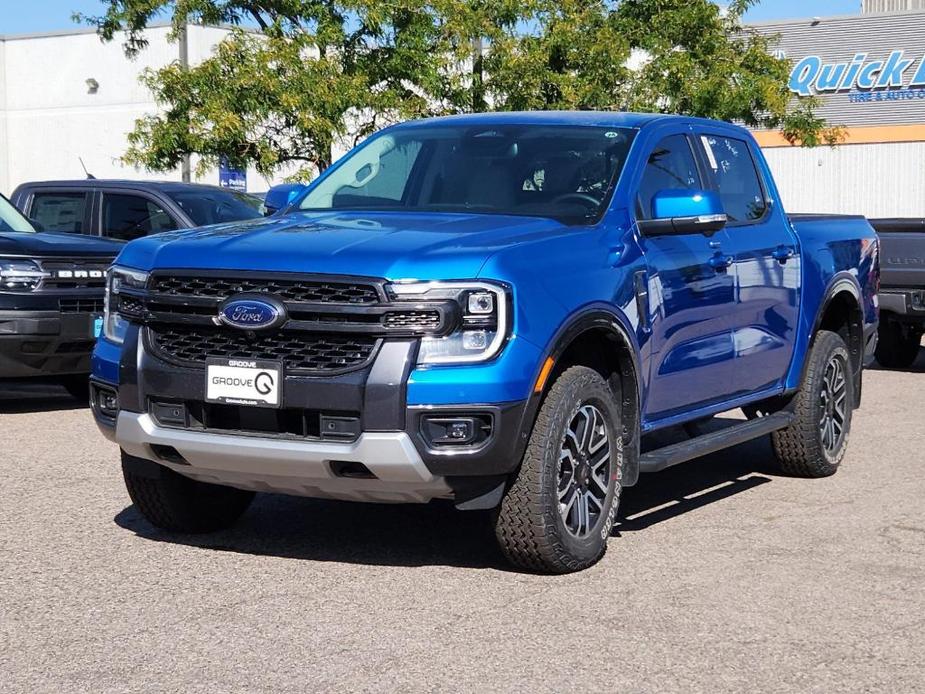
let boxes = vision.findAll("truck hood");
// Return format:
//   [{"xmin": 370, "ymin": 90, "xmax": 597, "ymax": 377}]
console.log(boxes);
[
  {"xmin": 116, "ymin": 211, "xmax": 573, "ymax": 279},
  {"xmin": 0, "ymin": 231, "xmax": 122, "ymax": 258}
]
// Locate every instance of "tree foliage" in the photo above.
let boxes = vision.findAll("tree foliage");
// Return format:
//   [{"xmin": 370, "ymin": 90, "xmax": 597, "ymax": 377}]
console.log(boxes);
[{"xmin": 80, "ymin": 0, "xmax": 840, "ymax": 180}]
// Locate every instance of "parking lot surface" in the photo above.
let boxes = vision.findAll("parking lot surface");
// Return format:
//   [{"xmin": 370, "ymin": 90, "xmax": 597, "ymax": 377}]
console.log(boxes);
[{"xmin": 2, "ymin": 355, "xmax": 924, "ymax": 693}]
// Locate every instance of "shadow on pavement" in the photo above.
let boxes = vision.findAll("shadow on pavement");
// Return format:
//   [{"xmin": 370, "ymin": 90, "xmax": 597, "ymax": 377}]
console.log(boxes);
[
  {"xmin": 114, "ymin": 422, "xmax": 784, "ymax": 570},
  {"xmin": 867, "ymin": 343, "xmax": 925, "ymax": 374},
  {"xmin": 0, "ymin": 380, "xmax": 87, "ymax": 413}
]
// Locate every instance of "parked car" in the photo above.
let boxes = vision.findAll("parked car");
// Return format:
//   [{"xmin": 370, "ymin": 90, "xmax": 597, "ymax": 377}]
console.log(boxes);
[
  {"xmin": 90, "ymin": 112, "xmax": 879, "ymax": 573},
  {"xmin": 10, "ymin": 180, "xmax": 264, "ymax": 242},
  {"xmin": 0, "ymin": 193, "xmax": 121, "ymax": 396},
  {"xmin": 868, "ymin": 218, "xmax": 924, "ymax": 368},
  {"xmin": 263, "ymin": 183, "xmax": 307, "ymax": 215}
]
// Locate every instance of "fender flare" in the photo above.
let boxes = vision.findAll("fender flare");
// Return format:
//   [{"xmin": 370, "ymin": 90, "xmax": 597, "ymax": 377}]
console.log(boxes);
[{"xmin": 523, "ymin": 304, "xmax": 644, "ymax": 487}]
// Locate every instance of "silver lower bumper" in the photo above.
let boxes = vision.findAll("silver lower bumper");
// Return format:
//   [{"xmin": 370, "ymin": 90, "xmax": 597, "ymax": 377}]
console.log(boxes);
[{"xmin": 114, "ymin": 412, "xmax": 451, "ymax": 503}]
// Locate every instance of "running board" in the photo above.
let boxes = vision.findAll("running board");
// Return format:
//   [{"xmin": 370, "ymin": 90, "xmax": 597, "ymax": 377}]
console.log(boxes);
[{"xmin": 639, "ymin": 412, "xmax": 795, "ymax": 474}]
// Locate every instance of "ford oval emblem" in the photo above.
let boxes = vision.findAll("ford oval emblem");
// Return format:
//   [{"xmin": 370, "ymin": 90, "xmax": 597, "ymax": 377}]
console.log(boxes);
[{"xmin": 216, "ymin": 294, "xmax": 287, "ymax": 331}]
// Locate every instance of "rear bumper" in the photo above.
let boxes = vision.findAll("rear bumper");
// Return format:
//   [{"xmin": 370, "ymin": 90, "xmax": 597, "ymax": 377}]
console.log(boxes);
[
  {"xmin": 0, "ymin": 309, "xmax": 99, "ymax": 378},
  {"xmin": 113, "ymin": 411, "xmax": 452, "ymax": 503},
  {"xmin": 879, "ymin": 289, "xmax": 925, "ymax": 322}
]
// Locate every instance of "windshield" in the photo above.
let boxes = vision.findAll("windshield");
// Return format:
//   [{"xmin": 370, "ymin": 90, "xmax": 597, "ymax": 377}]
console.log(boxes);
[
  {"xmin": 0, "ymin": 195, "xmax": 36, "ymax": 233},
  {"xmin": 167, "ymin": 189, "xmax": 264, "ymax": 227},
  {"xmin": 298, "ymin": 124, "xmax": 636, "ymax": 224}
]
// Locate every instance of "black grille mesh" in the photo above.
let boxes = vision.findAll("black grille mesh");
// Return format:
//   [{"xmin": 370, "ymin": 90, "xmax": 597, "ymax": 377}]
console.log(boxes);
[
  {"xmin": 382, "ymin": 310, "xmax": 442, "ymax": 330},
  {"xmin": 150, "ymin": 276, "xmax": 379, "ymax": 304},
  {"xmin": 148, "ymin": 326, "xmax": 379, "ymax": 373},
  {"xmin": 59, "ymin": 297, "xmax": 105, "ymax": 313}
]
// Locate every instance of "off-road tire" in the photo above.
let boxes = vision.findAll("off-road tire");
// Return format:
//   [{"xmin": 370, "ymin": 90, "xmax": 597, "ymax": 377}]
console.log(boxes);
[
  {"xmin": 494, "ymin": 366, "xmax": 622, "ymax": 574},
  {"xmin": 875, "ymin": 320, "xmax": 921, "ymax": 369},
  {"xmin": 771, "ymin": 330, "xmax": 853, "ymax": 478},
  {"xmin": 122, "ymin": 451, "xmax": 255, "ymax": 533}
]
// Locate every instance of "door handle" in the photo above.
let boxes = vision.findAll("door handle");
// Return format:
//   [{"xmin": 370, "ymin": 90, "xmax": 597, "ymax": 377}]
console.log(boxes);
[
  {"xmin": 772, "ymin": 245, "xmax": 795, "ymax": 264},
  {"xmin": 708, "ymin": 252, "xmax": 734, "ymax": 271}
]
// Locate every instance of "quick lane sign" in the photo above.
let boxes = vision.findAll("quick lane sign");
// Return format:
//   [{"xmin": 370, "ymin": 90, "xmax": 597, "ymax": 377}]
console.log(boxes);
[{"xmin": 789, "ymin": 50, "xmax": 925, "ymax": 97}]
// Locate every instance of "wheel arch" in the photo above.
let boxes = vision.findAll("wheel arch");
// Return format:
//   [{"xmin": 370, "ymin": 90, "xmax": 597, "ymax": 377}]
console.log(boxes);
[
  {"xmin": 526, "ymin": 306, "xmax": 643, "ymax": 487},
  {"xmin": 806, "ymin": 275, "xmax": 865, "ymax": 403}
]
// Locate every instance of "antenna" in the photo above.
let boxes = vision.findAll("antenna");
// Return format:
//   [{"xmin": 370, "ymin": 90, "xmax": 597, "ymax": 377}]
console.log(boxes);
[{"xmin": 78, "ymin": 157, "xmax": 96, "ymax": 180}]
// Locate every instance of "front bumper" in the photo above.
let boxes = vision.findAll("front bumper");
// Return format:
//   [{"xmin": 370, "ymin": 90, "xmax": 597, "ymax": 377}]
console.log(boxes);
[
  {"xmin": 112, "ymin": 411, "xmax": 451, "ymax": 503},
  {"xmin": 93, "ymin": 325, "xmax": 536, "ymax": 505},
  {"xmin": 0, "ymin": 309, "xmax": 100, "ymax": 378}
]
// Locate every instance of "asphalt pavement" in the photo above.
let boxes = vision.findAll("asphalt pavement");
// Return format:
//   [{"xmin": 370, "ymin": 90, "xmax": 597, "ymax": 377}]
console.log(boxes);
[{"xmin": 1, "ymin": 353, "xmax": 924, "ymax": 693}]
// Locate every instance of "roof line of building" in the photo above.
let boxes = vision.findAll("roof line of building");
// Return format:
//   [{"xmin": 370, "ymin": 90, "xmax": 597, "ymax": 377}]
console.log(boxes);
[
  {"xmin": 747, "ymin": 8, "xmax": 925, "ymax": 27},
  {"xmin": 0, "ymin": 21, "xmax": 247, "ymax": 43}
]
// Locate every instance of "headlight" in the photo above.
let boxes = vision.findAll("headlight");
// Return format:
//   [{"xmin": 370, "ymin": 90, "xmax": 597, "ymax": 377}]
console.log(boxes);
[
  {"xmin": 104, "ymin": 266, "xmax": 148, "ymax": 344},
  {"xmin": 386, "ymin": 280, "xmax": 510, "ymax": 364},
  {"xmin": 0, "ymin": 259, "xmax": 48, "ymax": 291}
]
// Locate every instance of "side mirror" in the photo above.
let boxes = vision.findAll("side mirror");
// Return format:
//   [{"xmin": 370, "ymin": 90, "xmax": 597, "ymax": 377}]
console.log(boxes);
[
  {"xmin": 638, "ymin": 189, "xmax": 727, "ymax": 236},
  {"xmin": 264, "ymin": 183, "xmax": 307, "ymax": 216},
  {"xmin": 29, "ymin": 218, "xmax": 45, "ymax": 232}
]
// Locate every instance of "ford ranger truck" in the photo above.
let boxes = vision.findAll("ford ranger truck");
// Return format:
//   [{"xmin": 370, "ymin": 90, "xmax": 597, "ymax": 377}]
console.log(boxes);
[
  {"xmin": 0, "ymin": 194, "xmax": 120, "ymax": 396},
  {"xmin": 868, "ymin": 218, "xmax": 924, "ymax": 368},
  {"xmin": 91, "ymin": 113, "xmax": 879, "ymax": 573}
]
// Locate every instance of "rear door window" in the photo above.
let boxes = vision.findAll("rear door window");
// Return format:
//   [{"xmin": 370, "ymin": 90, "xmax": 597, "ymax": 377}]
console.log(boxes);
[
  {"xmin": 29, "ymin": 192, "xmax": 89, "ymax": 233},
  {"xmin": 101, "ymin": 193, "xmax": 178, "ymax": 241},
  {"xmin": 699, "ymin": 135, "xmax": 768, "ymax": 223}
]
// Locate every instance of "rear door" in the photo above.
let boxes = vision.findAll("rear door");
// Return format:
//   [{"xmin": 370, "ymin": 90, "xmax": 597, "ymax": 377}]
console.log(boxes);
[
  {"xmin": 695, "ymin": 129, "xmax": 801, "ymax": 393},
  {"xmin": 635, "ymin": 131, "xmax": 739, "ymax": 419},
  {"xmin": 98, "ymin": 190, "xmax": 180, "ymax": 241}
]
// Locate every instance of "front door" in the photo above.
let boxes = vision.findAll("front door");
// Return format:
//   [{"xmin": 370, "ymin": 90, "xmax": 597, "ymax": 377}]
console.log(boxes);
[{"xmin": 636, "ymin": 133, "xmax": 739, "ymax": 420}]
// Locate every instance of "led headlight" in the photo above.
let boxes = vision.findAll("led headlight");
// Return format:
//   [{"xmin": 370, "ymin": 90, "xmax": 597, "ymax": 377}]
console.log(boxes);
[
  {"xmin": 0, "ymin": 259, "xmax": 48, "ymax": 291},
  {"xmin": 387, "ymin": 280, "xmax": 510, "ymax": 364},
  {"xmin": 104, "ymin": 266, "xmax": 148, "ymax": 344}
]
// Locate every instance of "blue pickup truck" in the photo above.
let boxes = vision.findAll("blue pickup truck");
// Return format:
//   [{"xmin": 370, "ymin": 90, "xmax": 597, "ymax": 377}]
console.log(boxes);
[{"xmin": 91, "ymin": 112, "xmax": 879, "ymax": 573}]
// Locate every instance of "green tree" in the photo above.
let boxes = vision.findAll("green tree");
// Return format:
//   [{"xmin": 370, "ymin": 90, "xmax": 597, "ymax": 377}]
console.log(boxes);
[{"xmin": 81, "ymin": 0, "xmax": 837, "ymax": 181}]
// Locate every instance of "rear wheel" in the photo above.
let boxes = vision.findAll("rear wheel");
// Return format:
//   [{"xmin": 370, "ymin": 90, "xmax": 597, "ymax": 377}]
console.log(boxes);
[
  {"xmin": 494, "ymin": 366, "xmax": 622, "ymax": 574},
  {"xmin": 875, "ymin": 320, "xmax": 922, "ymax": 369},
  {"xmin": 771, "ymin": 330, "xmax": 853, "ymax": 478},
  {"xmin": 122, "ymin": 451, "xmax": 254, "ymax": 533}
]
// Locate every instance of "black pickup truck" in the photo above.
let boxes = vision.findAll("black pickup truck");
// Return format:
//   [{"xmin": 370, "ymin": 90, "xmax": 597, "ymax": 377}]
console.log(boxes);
[
  {"xmin": 0, "ymin": 194, "xmax": 121, "ymax": 395},
  {"xmin": 870, "ymin": 218, "xmax": 925, "ymax": 368}
]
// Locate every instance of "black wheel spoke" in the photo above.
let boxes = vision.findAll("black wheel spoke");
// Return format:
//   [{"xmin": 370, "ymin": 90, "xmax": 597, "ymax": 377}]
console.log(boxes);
[{"xmin": 818, "ymin": 354, "xmax": 848, "ymax": 457}]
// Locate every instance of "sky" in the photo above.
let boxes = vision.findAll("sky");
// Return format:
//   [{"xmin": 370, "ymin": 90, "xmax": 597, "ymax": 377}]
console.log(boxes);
[{"xmin": 0, "ymin": 0, "xmax": 863, "ymax": 36}]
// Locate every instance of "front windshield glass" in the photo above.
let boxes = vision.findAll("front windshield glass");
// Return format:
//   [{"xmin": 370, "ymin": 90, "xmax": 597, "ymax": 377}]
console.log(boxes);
[
  {"xmin": 298, "ymin": 124, "xmax": 636, "ymax": 224},
  {"xmin": 167, "ymin": 189, "xmax": 264, "ymax": 227},
  {"xmin": 0, "ymin": 195, "xmax": 36, "ymax": 233}
]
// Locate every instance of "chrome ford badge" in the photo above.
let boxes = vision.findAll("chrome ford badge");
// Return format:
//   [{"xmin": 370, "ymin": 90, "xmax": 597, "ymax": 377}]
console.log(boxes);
[{"xmin": 216, "ymin": 294, "xmax": 287, "ymax": 330}]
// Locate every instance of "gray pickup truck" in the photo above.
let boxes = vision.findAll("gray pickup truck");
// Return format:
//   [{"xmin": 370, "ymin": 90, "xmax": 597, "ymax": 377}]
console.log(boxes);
[{"xmin": 870, "ymin": 219, "xmax": 924, "ymax": 368}]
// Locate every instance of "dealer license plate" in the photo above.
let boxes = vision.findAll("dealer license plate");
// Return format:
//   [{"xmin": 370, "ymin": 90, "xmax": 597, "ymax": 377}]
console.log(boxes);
[{"xmin": 205, "ymin": 358, "xmax": 282, "ymax": 408}]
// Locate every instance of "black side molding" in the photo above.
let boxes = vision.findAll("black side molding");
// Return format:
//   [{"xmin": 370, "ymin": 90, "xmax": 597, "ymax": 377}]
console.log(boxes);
[{"xmin": 639, "ymin": 412, "xmax": 794, "ymax": 474}]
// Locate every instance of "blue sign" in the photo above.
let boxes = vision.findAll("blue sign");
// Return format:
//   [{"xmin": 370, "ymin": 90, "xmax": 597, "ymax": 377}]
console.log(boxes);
[
  {"xmin": 789, "ymin": 50, "xmax": 925, "ymax": 97},
  {"xmin": 219, "ymin": 156, "xmax": 247, "ymax": 192}
]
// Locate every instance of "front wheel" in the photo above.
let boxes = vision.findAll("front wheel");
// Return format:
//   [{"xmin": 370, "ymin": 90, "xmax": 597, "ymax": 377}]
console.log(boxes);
[
  {"xmin": 122, "ymin": 451, "xmax": 255, "ymax": 533},
  {"xmin": 494, "ymin": 366, "xmax": 622, "ymax": 574},
  {"xmin": 771, "ymin": 330, "xmax": 854, "ymax": 478}
]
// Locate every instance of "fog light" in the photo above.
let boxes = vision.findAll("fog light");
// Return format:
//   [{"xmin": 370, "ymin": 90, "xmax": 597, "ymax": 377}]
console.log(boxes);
[
  {"xmin": 91, "ymin": 384, "xmax": 119, "ymax": 418},
  {"xmin": 462, "ymin": 330, "xmax": 488, "ymax": 350},
  {"xmin": 423, "ymin": 416, "xmax": 477, "ymax": 445}
]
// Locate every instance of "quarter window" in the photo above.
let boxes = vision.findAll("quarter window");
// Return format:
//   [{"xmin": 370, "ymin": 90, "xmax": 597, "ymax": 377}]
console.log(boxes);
[
  {"xmin": 700, "ymin": 135, "xmax": 767, "ymax": 223},
  {"xmin": 637, "ymin": 136, "xmax": 702, "ymax": 219},
  {"xmin": 30, "ymin": 193, "xmax": 88, "ymax": 233}
]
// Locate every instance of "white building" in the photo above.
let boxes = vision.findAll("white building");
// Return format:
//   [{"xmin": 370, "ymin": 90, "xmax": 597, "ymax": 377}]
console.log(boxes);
[{"xmin": 0, "ymin": 24, "xmax": 287, "ymax": 195}]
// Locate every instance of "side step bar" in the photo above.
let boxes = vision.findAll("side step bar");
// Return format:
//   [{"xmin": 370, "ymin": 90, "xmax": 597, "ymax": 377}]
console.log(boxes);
[{"xmin": 639, "ymin": 412, "xmax": 795, "ymax": 474}]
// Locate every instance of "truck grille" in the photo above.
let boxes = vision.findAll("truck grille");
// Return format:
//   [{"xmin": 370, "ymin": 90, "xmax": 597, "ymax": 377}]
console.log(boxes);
[
  {"xmin": 149, "ymin": 275, "xmax": 380, "ymax": 304},
  {"xmin": 147, "ymin": 325, "xmax": 380, "ymax": 374},
  {"xmin": 59, "ymin": 297, "xmax": 105, "ymax": 313},
  {"xmin": 40, "ymin": 259, "xmax": 109, "ymax": 290}
]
